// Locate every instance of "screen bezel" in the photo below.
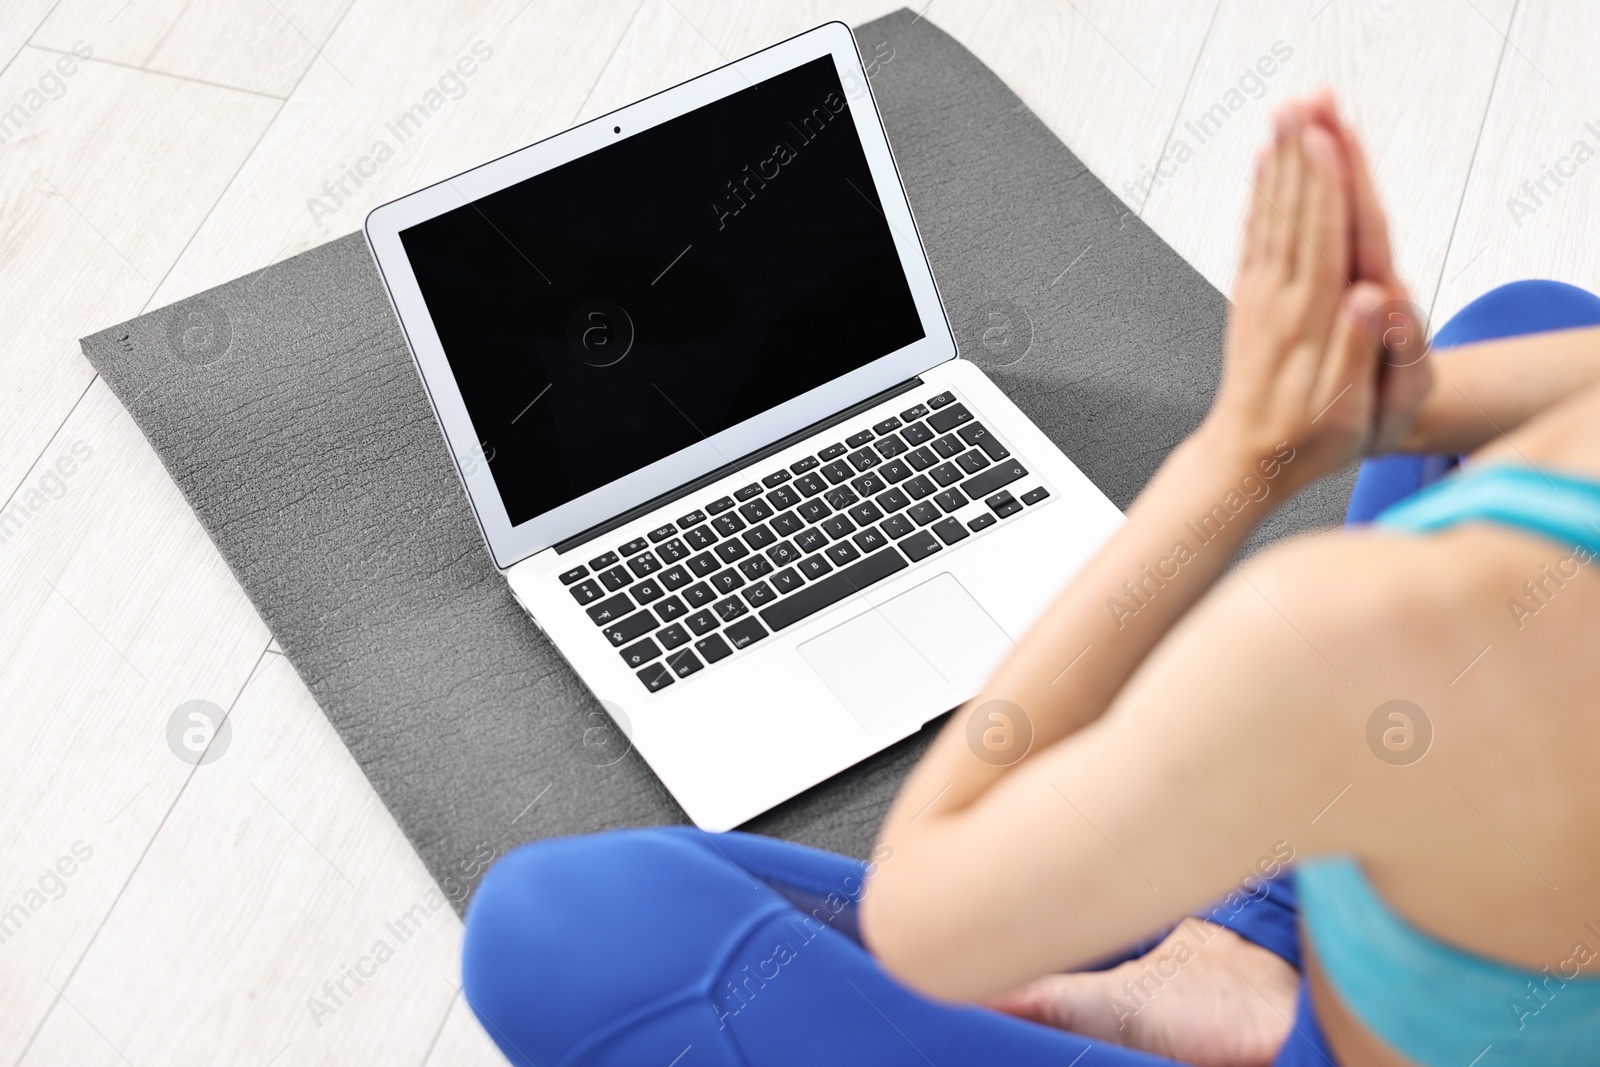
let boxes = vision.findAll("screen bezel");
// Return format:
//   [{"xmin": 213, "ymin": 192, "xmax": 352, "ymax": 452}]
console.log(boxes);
[{"xmin": 365, "ymin": 22, "xmax": 955, "ymax": 569}]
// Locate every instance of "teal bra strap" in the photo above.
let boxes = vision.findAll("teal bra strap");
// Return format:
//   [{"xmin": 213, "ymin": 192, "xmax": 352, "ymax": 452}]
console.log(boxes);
[{"xmin": 1375, "ymin": 463, "xmax": 1600, "ymax": 556}]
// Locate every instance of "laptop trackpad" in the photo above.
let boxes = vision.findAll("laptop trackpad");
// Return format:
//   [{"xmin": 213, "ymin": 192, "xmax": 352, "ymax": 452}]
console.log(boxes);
[{"xmin": 797, "ymin": 572, "xmax": 1014, "ymax": 735}]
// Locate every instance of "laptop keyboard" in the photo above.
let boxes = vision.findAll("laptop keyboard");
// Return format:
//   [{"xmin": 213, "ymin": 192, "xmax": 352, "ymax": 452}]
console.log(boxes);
[{"xmin": 556, "ymin": 389, "xmax": 1052, "ymax": 692}]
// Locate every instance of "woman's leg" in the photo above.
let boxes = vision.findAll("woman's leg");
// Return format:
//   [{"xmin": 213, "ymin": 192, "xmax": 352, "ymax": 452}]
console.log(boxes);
[
  {"xmin": 1345, "ymin": 279, "xmax": 1600, "ymax": 523},
  {"xmin": 462, "ymin": 827, "xmax": 1187, "ymax": 1066}
]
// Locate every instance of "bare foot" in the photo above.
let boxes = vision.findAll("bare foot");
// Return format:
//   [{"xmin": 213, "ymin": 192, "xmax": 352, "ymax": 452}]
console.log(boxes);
[{"xmin": 986, "ymin": 919, "xmax": 1299, "ymax": 1067}]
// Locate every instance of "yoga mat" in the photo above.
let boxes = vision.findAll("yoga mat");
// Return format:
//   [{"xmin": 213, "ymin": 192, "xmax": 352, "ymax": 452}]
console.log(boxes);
[{"xmin": 81, "ymin": 8, "xmax": 1355, "ymax": 912}]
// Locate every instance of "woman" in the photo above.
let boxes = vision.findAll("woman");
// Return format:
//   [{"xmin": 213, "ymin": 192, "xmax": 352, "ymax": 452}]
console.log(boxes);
[{"xmin": 460, "ymin": 93, "xmax": 1600, "ymax": 1065}]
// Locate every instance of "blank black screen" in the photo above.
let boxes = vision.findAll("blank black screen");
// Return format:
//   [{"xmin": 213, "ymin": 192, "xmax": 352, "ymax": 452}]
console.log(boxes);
[{"xmin": 401, "ymin": 56, "xmax": 925, "ymax": 527}]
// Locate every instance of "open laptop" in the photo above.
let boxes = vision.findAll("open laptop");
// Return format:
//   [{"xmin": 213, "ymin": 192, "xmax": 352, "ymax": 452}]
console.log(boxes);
[{"xmin": 364, "ymin": 22, "xmax": 1123, "ymax": 831}]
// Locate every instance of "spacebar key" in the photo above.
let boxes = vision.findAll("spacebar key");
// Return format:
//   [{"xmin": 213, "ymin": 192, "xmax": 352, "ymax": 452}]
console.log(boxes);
[{"xmin": 760, "ymin": 547, "xmax": 908, "ymax": 631}]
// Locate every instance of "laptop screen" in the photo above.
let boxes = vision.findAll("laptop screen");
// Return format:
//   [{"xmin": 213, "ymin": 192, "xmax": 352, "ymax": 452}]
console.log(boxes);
[{"xmin": 400, "ymin": 55, "xmax": 925, "ymax": 529}]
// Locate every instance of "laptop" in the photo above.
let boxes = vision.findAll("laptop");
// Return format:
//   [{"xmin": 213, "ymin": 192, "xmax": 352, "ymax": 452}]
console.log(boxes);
[{"xmin": 364, "ymin": 22, "xmax": 1123, "ymax": 831}]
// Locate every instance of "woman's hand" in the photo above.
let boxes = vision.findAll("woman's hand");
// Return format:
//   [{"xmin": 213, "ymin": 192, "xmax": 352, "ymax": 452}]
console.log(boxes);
[{"xmin": 1207, "ymin": 106, "xmax": 1393, "ymax": 489}]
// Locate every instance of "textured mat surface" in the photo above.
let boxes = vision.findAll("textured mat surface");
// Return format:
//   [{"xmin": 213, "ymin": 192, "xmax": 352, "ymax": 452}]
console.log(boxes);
[{"xmin": 82, "ymin": 8, "xmax": 1354, "ymax": 911}]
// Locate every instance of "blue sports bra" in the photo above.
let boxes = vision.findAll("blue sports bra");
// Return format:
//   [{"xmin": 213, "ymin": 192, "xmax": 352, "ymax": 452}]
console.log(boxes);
[{"xmin": 1297, "ymin": 463, "xmax": 1600, "ymax": 1066}]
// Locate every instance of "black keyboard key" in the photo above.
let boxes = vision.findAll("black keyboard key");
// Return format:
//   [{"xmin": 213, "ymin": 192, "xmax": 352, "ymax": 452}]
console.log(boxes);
[
  {"xmin": 619, "ymin": 636, "xmax": 662, "ymax": 668},
  {"xmin": 658, "ymin": 622, "xmax": 691, "ymax": 649},
  {"xmin": 929, "ymin": 462, "xmax": 962, "ymax": 487},
  {"xmin": 818, "ymin": 443, "xmax": 847, "ymax": 461},
  {"xmin": 735, "ymin": 483, "xmax": 762, "ymax": 501},
  {"xmin": 666, "ymin": 648, "xmax": 703, "ymax": 678},
  {"xmin": 707, "ymin": 496, "xmax": 736, "ymax": 514},
  {"xmin": 742, "ymin": 524, "xmax": 776, "ymax": 550},
  {"xmin": 604, "ymin": 611, "xmax": 658, "ymax": 647},
  {"xmin": 648, "ymin": 524, "xmax": 677, "ymax": 543},
  {"xmin": 927, "ymin": 402, "xmax": 972, "ymax": 433},
  {"xmin": 714, "ymin": 540, "xmax": 749, "ymax": 564},
  {"xmin": 761, "ymin": 547, "xmax": 909, "ymax": 631},
  {"xmin": 586, "ymin": 592, "xmax": 633, "ymax": 625},
  {"xmin": 795, "ymin": 472, "xmax": 828, "ymax": 497},
  {"xmin": 738, "ymin": 556, "xmax": 774, "ymax": 580},
  {"xmin": 987, "ymin": 490, "xmax": 1023, "ymax": 518},
  {"xmin": 762, "ymin": 469, "xmax": 792, "ymax": 488},
  {"xmin": 558, "ymin": 565, "xmax": 588, "ymax": 585},
  {"xmin": 794, "ymin": 527, "xmax": 827, "ymax": 553},
  {"xmin": 695, "ymin": 633, "xmax": 733, "ymax": 663},
  {"xmin": 713, "ymin": 596, "xmax": 748, "ymax": 623},
  {"xmin": 901, "ymin": 422, "xmax": 933, "ymax": 446},
  {"xmin": 569, "ymin": 579, "xmax": 603, "ymax": 605},
  {"xmin": 599, "ymin": 566, "xmax": 631, "ymax": 591},
  {"xmin": 966, "ymin": 459, "xmax": 1029, "ymax": 499},
  {"xmin": 1022, "ymin": 486, "xmax": 1051, "ymax": 505},
  {"xmin": 743, "ymin": 580, "xmax": 776, "ymax": 607},
  {"xmin": 657, "ymin": 538, "xmax": 688, "ymax": 563},
  {"xmin": 825, "ymin": 541, "xmax": 861, "ymax": 566},
  {"xmin": 880, "ymin": 459, "xmax": 912, "ymax": 483},
  {"xmin": 900, "ymin": 403, "xmax": 928, "ymax": 421},
  {"xmin": 931, "ymin": 434, "xmax": 963, "ymax": 458},
  {"xmin": 684, "ymin": 582, "xmax": 715, "ymax": 608},
  {"xmin": 767, "ymin": 541, "xmax": 800, "ymax": 567},
  {"xmin": 637, "ymin": 662, "xmax": 673, "ymax": 692},
  {"xmin": 589, "ymin": 551, "xmax": 618, "ymax": 570},
  {"xmin": 956, "ymin": 450, "xmax": 990, "ymax": 475},
  {"xmin": 820, "ymin": 460, "xmax": 853, "ymax": 484},
  {"xmin": 852, "ymin": 472, "xmax": 887, "ymax": 496},
  {"xmin": 927, "ymin": 391, "xmax": 955, "ymax": 409},
  {"xmin": 872, "ymin": 417, "xmax": 902, "ymax": 434},
  {"xmin": 790, "ymin": 456, "xmax": 820, "ymax": 474},
  {"xmin": 683, "ymin": 525, "xmax": 717, "ymax": 550},
  {"xmin": 821, "ymin": 515, "xmax": 856, "ymax": 539},
  {"xmin": 905, "ymin": 446, "xmax": 937, "ymax": 471},
  {"xmin": 660, "ymin": 565, "xmax": 691, "ymax": 590},
  {"xmin": 968, "ymin": 513, "xmax": 997, "ymax": 532},
  {"xmin": 798, "ymin": 555, "xmax": 834, "ymax": 581},
  {"xmin": 957, "ymin": 422, "xmax": 995, "ymax": 448},
  {"xmin": 846, "ymin": 429, "xmax": 875, "ymax": 448},
  {"xmin": 725, "ymin": 617, "xmax": 769, "ymax": 649},
  {"xmin": 797, "ymin": 499, "xmax": 831, "ymax": 524},
  {"xmin": 771, "ymin": 567, "xmax": 804, "ymax": 594},
  {"xmin": 656, "ymin": 595, "xmax": 687, "ymax": 621},
  {"xmin": 847, "ymin": 448, "xmax": 879, "ymax": 472},
  {"xmin": 627, "ymin": 552, "xmax": 661, "ymax": 578},
  {"xmin": 881, "ymin": 513, "xmax": 915, "ymax": 539},
  {"xmin": 738, "ymin": 498, "xmax": 773, "ymax": 523},
  {"xmin": 770, "ymin": 510, "xmax": 803, "ymax": 536},
  {"xmin": 875, "ymin": 435, "xmax": 907, "ymax": 458},
  {"xmin": 875, "ymin": 488, "xmax": 911, "ymax": 514},
  {"xmin": 849, "ymin": 502, "xmax": 884, "ymax": 525},
  {"xmin": 904, "ymin": 475, "xmax": 936, "ymax": 500},
  {"xmin": 710, "ymin": 569, "xmax": 745, "ymax": 594},
  {"xmin": 619, "ymin": 536, "xmax": 649, "ymax": 557},
  {"xmin": 933, "ymin": 517, "xmax": 970, "ymax": 545},
  {"xmin": 908, "ymin": 502, "xmax": 942, "ymax": 526},
  {"xmin": 712, "ymin": 513, "xmax": 745, "ymax": 536},
  {"xmin": 630, "ymin": 578, "xmax": 664, "ymax": 603},
  {"xmin": 824, "ymin": 486, "xmax": 859, "ymax": 510},
  {"xmin": 688, "ymin": 551, "xmax": 720, "ymax": 577},
  {"xmin": 767, "ymin": 485, "xmax": 798, "ymax": 510},
  {"xmin": 901, "ymin": 530, "xmax": 941, "ymax": 561},
  {"xmin": 853, "ymin": 526, "xmax": 888, "ymax": 553},
  {"xmin": 686, "ymin": 609, "xmax": 719, "ymax": 635},
  {"xmin": 934, "ymin": 488, "xmax": 968, "ymax": 513},
  {"xmin": 676, "ymin": 509, "xmax": 706, "ymax": 528}
]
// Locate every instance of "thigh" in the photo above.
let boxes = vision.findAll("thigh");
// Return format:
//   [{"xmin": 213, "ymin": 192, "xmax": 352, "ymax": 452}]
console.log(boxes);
[{"xmin": 462, "ymin": 827, "xmax": 1187, "ymax": 1066}]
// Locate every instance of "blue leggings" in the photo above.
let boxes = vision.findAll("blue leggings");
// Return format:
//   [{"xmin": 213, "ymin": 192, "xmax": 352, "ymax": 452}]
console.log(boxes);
[{"xmin": 462, "ymin": 281, "xmax": 1600, "ymax": 1067}]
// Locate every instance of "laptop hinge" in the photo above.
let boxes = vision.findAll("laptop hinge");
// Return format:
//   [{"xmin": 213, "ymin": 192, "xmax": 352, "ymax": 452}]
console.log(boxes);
[{"xmin": 552, "ymin": 377, "xmax": 925, "ymax": 555}]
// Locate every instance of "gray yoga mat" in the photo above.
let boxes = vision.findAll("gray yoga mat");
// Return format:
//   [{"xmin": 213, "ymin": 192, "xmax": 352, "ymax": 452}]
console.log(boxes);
[{"xmin": 82, "ymin": 8, "xmax": 1355, "ymax": 912}]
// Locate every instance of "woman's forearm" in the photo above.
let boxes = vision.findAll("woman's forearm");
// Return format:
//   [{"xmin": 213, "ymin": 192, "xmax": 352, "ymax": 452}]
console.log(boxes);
[
  {"xmin": 882, "ymin": 423, "xmax": 1304, "ymax": 824},
  {"xmin": 1400, "ymin": 325, "xmax": 1600, "ymax": 455}
]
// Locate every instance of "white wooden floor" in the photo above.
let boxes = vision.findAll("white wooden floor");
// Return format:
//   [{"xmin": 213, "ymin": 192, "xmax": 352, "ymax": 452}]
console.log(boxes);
[{"xmin": 2, "ymin": 1, "xmax": 1596, "ymax": 1064}]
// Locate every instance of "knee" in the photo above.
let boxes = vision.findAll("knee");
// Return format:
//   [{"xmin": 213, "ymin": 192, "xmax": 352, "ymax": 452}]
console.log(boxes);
[{"xmin": 461, "ymin": 828, "xmax": 777, "ymax": 1063}]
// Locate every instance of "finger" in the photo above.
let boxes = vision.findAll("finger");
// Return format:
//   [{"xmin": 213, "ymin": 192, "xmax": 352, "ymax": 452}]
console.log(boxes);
[
  {"xmin": 1315, "ymin": 281, "xmax": 1388, "ymax": 431},
  {"xmin": 1338, "ymin": 126, "xmax": 1398, "ymax": 287},
  {"xmin": 1298, "ymin": 124, "xmax": 1351, "ymax": 294},
  {"xmin": 1267, "ymin": 108, "xmax": 1306, "ymax": 272},
  {"xmin": 1241, "ymin": 145, "xmax": 1275, "ymax": 271}
]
